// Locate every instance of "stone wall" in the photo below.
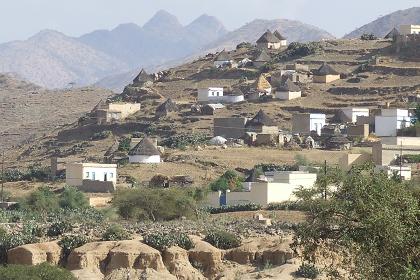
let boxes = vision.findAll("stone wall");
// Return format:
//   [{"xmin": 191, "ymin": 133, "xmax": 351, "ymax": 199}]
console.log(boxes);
[{"xmin": 80, "ymin": 180, "xmax": 116, "ymax": 193}]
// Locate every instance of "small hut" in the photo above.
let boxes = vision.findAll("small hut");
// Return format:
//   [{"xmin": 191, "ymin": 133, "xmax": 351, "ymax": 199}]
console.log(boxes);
[
  {"xmin": 246, "ymin": 110, "xmax": 278, "ymax": 134},
  {"xmin": 253, "ymin": 50, "xmax": 271, "ymax": 68},
  {"xmin": 313, "ymin": 63, "xmax": 341, "ymax": 84},
  {"xmin": 326, "ymin": 135, "xmax": 352, "ymax": 150},
  {"xmin": 128, "ymin": 137, "xmax": 161, "ymax": 163},
  {"xmin": 256, "ymin": 30, "xmax": 281, "ymax": 49},
  {"xmin": 155, "ymin": 98, "xmax": 179, "ymax": 119}
]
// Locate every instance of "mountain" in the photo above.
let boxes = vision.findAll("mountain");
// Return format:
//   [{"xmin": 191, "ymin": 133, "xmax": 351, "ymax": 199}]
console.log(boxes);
[
  {"xmin": 202, "ymin": 19, "xmax": 335, "ymax": 53},
  {"xmin": 344, "ymin": 7, "xmax": 420, "ymax": 39},
  {"xmin": 0, "ymin": 30, "xmax": 129, "ymax": 88}
]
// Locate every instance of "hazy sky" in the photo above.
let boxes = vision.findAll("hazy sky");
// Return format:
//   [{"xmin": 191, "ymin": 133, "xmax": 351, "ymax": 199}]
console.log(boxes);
[{"xmin": 1, "ymin": 0, "xmax": 419, "ymax": 43}]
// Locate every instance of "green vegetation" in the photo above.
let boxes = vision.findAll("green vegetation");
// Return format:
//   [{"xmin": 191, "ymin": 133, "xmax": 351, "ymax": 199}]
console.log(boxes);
[
  {"xmin": 277, "ymin": 42, "xmax": 323, "ymax": 60},
  {"xmin": 161, "ymin": 133, "xmax": 208, "ymax": 149},
  {"xmin": 254, "ymin": 163, "xmax": 299, "ymax": 172},
  {"xmin": 0, "ymin": 229, "xmax": 37, "ymax": 263},
  {"xmin": 293, "ymin": 164, "xmax": 420, "ymax": 280},
  {"xmin": 59, "ymin": 187, "xmax": 89, "ymax": 209},
  {"xmin": 47, "ymin": 221, "xmax": 72, "ymax": 237},
  {"xmin": 0, "ymin": 164, "xmax": 50, "ymax": 183},
  {"xmin": 360, "ymin": 33, "xmax": 378, "ymax": 40},
  {"xmin": 59, "ymin": 235, "xmax": 89, "ymax": 258},
  {"xmin": 91, "ymin": 130, "xmax": 112, "ymax": 140},
  {"xmin": 144, "ymin": 232, "xmax": 194, "ymax": 251},
  {"xmin": 295, "ymin": 263, "xmax": 319, "ymax": 279},
  {"xmin": 118, "ymin": 136, "xmax": 131, "ymax": 152},
  {"xmin": 205, "ymin": 203, "xmax": 262, "ymax": 214},
  {"xmin": 402, "ymin": 154, "xmax": 420, "ymax": 163},
  {"xmin": 0, "ymin": 263, "xmax": 76, "ymax": 280},
  {"xmin": 204, "ymin": 230, "xmax": 241, "ymax": 249},
  {"xmin": 101, "ymin": 224, "xmax": 130, "ymax": 241},
  {"xmin": 267, "ymin": 201, "xmax": 307, "ymax": 211},
  {"xmin": 209, "ymin": 170, "xmax": 244, "ymax": 192},
  {"xmin": 113, "ymin": 187, "xmax": 204, "ymax": 221}
]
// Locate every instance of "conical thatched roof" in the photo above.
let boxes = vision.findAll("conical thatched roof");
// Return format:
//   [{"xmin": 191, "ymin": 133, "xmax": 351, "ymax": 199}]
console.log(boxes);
[
  {"xmin": 254, "ymin": 75, "xmax": 272, "ymax": 91},
  {"xmin": 133, "ymin": 69, "xmax": 153, "ymax": 84},
  {"xmin": 313, "ymin": 63, "xmax": 340, "ymax": 76},
  {"xmin": 155, "ymin": 98, "xmax": 179, "ymax": 118},
  {"xmin": 273, "ymin": 30, "xmax": 286, "ymax": 40},
  {"xmin": 129, "ymin": 137, "xmax": 160, "ymax": 156},
  {"xmin": 246, "ymin": 109, "xmax": 277, "ymax": 127},
  {"xmin": 384, "ymin": 28, "xmax": 400, "ymax": 39},
  {"xmin": 255, "ymin": 50, "xmax": 271, "ymax": 62},
  {"xmin": 328, "ymin": 135, "xmax": 351, "ymax": 144},
  {"xmin": 256, "ymin": 30, "xmax": 280, "ymax": 44},
  {"xmin": 277, "ymin": 78, "xmax": 301, "ymax": 92},
  {"xmin": 214, "ymin": 50, "xmax": 232, "ymax": 61}
]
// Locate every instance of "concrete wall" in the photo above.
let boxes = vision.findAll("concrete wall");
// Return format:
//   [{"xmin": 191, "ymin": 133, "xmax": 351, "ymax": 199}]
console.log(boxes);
[
  {"xmin": 373, "ymin": 142, "xmax": 420, "ymax": 165},
  {"xmin": 374, "ymin": 165, "xmax": 412, "ymax": 180},
  {"xmin": 275, "ymin": 91, "xmax": 301, "ymax": 100},
  {"xmin": 129, "ymin": 155, "xmax": 161, "ymax": 164},
  {"xmin": 214, "ymin": 118, "xmax": 247, "ymax": 139},
  {"xmin": 339, "ymin": 153, "xmax": 372, "ymax": 171},
  {"xmin": 197, "ymin": 87, "xmax": 224, "ymax": 102},
  {"xmin": 313, "ymin": 74, "xmax": 340, "ymax": 83},
  {"xmin": 347, "ymin": 124, "xmax": 369, "ymax": 138},
  {"xmin": 292, "ymin": 114, "xmax": 325, "ymax": 136},
  {"xmin": 375, "ymin": 116, "xmax": 411, "ymax": 137},
  {"xmin": 267, "ymin": 171, "xmax": 317, "ymax": 188},
  {"xmin": 381, "ymin": 137, "xmax": 420, "ymax": 146},
  {"xmin": 80, "ymin": 180, "xmax": 116, "ymax": 193},
  {"xmin": 341, "ymin": 108, "xmax": 369, "ymax": 123},
  {"xmin": 257, "ymin": 42, "xmax": 281, "ymax": 49}
]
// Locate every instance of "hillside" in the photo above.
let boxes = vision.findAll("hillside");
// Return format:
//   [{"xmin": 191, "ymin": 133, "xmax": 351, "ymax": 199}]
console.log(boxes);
[
  {"xmin": 0, "ymin": 73, "xmax": 113, "ymax": 150},
  {"xmin": 344, "ymin": 7, "xmax": 420, "ymax": 38}
]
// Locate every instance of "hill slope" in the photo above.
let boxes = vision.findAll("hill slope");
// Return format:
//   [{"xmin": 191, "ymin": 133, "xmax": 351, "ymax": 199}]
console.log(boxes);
[{"xmin": 344, "ymin": 7, "xmax": 420, "ymax": 38}]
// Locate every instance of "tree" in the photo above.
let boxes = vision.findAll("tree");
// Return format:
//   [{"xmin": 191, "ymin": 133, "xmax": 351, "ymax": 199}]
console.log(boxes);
[
  {"xmin": 293, "ymin": 164, "xmax": 420, "ymax": 279},
  {"xmin": 209, "ymin": 170, "xmax": 244, "ymax": 192},
  {"xmin": 59, "ymin": 187, "xmax": 89, "ymax": 209},
  {"xmin": 24, "ymin": 186, "xmax": 59, "ymax": 212}
]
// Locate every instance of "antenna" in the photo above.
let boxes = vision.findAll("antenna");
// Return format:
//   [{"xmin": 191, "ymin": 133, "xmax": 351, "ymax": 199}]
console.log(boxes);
[{"xmin": 1, "ymin": 151, "xmax": 4, "ymax": 202}]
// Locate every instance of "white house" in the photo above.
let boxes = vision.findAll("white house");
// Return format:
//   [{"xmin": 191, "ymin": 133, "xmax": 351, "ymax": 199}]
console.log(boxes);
[
  {"xmin": 66, "ymin": 163, "xmax": 117, "ymax": 187},
  {"xmin": 273, "ymin": 30, "xmax": 287, "ymax": 46},
  {"xmin": 197, "ymin": 87, "xmax": 224, "ymax": 103},
  {"xmin": 128, "ymin": 137, "xmax": 161, "ymax": 164},
  {"xmin": 374, "ymin": 165, "xmax": 412, "ymax": 181},
  {"xmin": 264, "ymin": 171, "xmax": 317, "ymax": 188},
  {"xmin": 399, "ymin": 24, "xmax": 420, "ymax": 35},
  {"xmin": 213, "ymin": 50, "xmax": 233, "ymax": 68},
  {"xmin": 340, "ymin": 108, "xmax": 369, "ymax": 123},
  {"xmin": 375, "ymin": 109, "xmax": 411, "ymax": 137},
  {"xmin": 292, "ymin": 113, "xmax": 326, "ymax": 136},
  {"xmin": 275, "ymin": 79, "xmax": 301, "ymax": 100}
]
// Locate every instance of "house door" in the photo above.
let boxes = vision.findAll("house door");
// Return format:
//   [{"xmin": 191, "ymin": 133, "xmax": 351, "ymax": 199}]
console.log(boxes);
[
  {"xmin": 219, "ymin": 192, "xmax": 227, "ymax": 206},
  {"xmin": 92, "ymin": 172, "xmax": 96, "ymax": 181},
  {"xmin": 104, "ymin": 173, "xmax": 108, "ymax": 181}
]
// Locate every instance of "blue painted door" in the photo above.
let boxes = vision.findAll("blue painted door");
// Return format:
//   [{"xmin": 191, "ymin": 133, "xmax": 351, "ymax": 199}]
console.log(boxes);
[{"xmin": 219, "ymin": 192, "xmax": 227, "ymax": 206}]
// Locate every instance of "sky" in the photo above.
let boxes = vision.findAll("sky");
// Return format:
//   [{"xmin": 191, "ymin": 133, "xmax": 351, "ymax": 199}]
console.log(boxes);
[{"xmin": 0, "ymin": 0, "xmax": 419, "ymax": 43}]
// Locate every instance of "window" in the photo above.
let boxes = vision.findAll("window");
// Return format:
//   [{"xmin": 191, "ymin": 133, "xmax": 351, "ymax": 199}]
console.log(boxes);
[
  {"xmin": 109, "ymin": 173, "xmax": 114, "ymax": 179},
  {"xmin": 85, "ymin": 172, "xmax": 90, "ymax": 179}
]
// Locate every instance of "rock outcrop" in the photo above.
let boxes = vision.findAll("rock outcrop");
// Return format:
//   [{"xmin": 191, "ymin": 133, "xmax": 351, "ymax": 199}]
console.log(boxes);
[
  {"xmin": 7, "ymin": 241, "xmax": 62, "ymax": 266},
  {"xmin": 188, "ymin": 236, "xmax": 224, "ymax": 279},
  {"xmin": 163, "ymin": 246, "xmax": 206, "ymax": 280}
]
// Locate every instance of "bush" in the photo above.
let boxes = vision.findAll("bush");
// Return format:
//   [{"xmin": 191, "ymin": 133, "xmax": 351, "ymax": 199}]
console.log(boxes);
[
  {"xmin": 267, "ymin": 201, "xmax": 308, "ymax": 211},
  {"xmin": 47, "ymin": 221, "xmax": 72, "ymax": 237},
  {"xmin": 254, "ymin": 163, "xmax": 299, "ymax": 172},
  {"xmin": 209, "ymin": 170, "xmax": 244, "ymax": 192},
  {"xmin": 144, "ymin": 232, "xmax": 194, "ymax": 251},
  {"xmin": 162, "ymin": 133, "xmax": 208, "ymax": 149},
  {"xmin": 59, "ymin": 187, "xmax": 89, "ymax": 209},
  {"xmin": 0, "ymin": 263, "xmax": 76, "ymax": 280},
  {"xmin": 204, "ymin": 230, "xmax": 241, "ymax": 249},
  {"xmin": 118, "ymin": 136, "xmax": 131, "ymax": 152},
  {"xmin": 295, "ymin": 263, "xmax": 319, "ymax": 279},
  {"xmin": 278, "ymin": 42, "xmax": 323, "ymax": 60},
  {"xmin": 24, "ymin": 186, "xmax": 59, "ymax": 212},
  {"xmin": 91, "ymin": 130, "xmax": 112, "ymax": 140},
  {"xmin": 0, "ymin": 231, "xmax": 37, "ymax": 263},
  {"xmin": 205, "ymin": 203, "xmax": 262, "ymax": 214},
  {"xmin": 101, "ymin": 224, "xmax": 130, "ymax": 241},
  {"xmin": 59, "ymin": 235, "xmax": 89, "ymax": 258},
  {"xmin": 113, "ymin": 187, "xmax": 200, "ymax": 221},
  {"xmin": 360, "ymin": 33, "xmax": 378, "ymax": 40}
]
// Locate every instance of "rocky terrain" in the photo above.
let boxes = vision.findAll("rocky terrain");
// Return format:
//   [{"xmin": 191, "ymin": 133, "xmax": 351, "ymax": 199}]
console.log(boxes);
[{"xmin": 344, "ymin": 7, "xmax": 420, "ymax": 38}]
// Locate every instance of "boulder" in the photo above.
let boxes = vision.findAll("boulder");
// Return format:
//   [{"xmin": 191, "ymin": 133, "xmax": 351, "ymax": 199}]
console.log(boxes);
[
  {"xmin": 225, "ymin": 243, "xmax": 259, "ymax": 264},
  {"xmin": 71, "ymin": 268, "xmax": 104, "ymax": 280},
  {"xmin": 67, "ymin": 241, "xmax": 117, "ymax": 271},
  {"xmin": 163, "ymin": 246, "xmax": 206, "ymax": 280},
  {"xmin": 106, "ymin": 241, "xmax": 166, "ymax": 273},
  {"xmin": 7, "ymin": 241, "xmax": 62, "ymax": 266}
]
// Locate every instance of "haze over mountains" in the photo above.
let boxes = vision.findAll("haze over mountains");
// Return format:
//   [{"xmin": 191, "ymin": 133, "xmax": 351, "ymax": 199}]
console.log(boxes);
[
  {"xmin": 0, "ymin": 10, "xmax": 334, "ymax": 89},
  {"xmin": 344, "ymin": 7, "xmax": 420, "ymax": 38}
]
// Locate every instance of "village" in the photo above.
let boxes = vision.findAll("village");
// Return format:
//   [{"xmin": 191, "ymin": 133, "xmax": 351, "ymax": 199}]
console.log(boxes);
[{"xmin": 0, "ymin": 20, "xmax": 420, "ymax": 280}]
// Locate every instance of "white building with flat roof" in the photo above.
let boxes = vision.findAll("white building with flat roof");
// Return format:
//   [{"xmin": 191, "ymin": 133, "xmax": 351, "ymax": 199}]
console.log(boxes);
[
  {"xmin": 399, "ymin": 25, "xmax": 420, "ymax": 35},
  {"xmin": 374, "ymin": 165, "xmax": 411, "ymax": 181},
  {"xmin": 66, "ymin": 163, "xmax": 117, "ymax": 187},
  {"xmin": 292, "ymin": 113, "xmax": 326, "ymax": 136},
  {"xmin": 375, "ymin": 109, "xmax": 411, "ymax": 137}
]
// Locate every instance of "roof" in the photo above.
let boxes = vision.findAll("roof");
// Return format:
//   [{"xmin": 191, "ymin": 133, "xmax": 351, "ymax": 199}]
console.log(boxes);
[
  {"xmin": 225, "ymin": 88, "xmax": 244, "ymax": 96},
  {"xmin": 254, "ymin": 50, "xmax": 271, "ymax": 62},
  {"xmin": 129, "ymin": 137, "xmax": 160, "ymax": 156},
  {"xmin": 273, "ymin": 30, "xmax": 286, "ymax": 40},
  {"xmin": 133, "ymin": 69, "xmax": 153, "ymax": 84},
  {"xmin": 246, "ymin": 110, "xmax": 277, "ymax": 127},
  {"xmin": 313, "ymin": 63, "xmax": 340, "ymax": 76},
  {"xmin": 214, "ymin": 50, "xmax": 232, "ymax": 61},
  {"xmin": 254, "ymin": 75, "xmax": 272, "ymax": 91},
  {"xmin": 277, "ymin": 78, "xmax": 301, "ymax": 92},
  {"xmin": 256, "ymin": 30, "xmax": 280, "ymax": 44},
  {"xmin": 384, "ymin": 28, "xmax": 400, "ymax": 39}
]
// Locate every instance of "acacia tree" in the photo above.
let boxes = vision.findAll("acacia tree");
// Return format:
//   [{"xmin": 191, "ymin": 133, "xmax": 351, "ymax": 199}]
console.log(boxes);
[{"xmin": 293, "ymin": 164, "xmax": 420, "ymax": 280}]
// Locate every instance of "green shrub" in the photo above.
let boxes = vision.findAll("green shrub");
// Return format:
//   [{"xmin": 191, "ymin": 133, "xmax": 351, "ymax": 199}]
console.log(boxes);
[
  {"xmin": 101, "ymin": 224, "xmax": 130, "ymax": 241},
  {"xmin": 92, "ymin": 130, "xmax": 112, "ymax": 140},
  {"xmin": 59, "ymin": 235, "xmax": 89, "ymax": 258},
  {"xmin": 59, "ymin": 187, "xmax": 89, "ymax": 209},
  {"xmin": 144, "ymin": 232, "xmax": 194, "ymax": 251},
  {"xmin": 118, "ymin": 137, "xmax": 131, "ymax": 152},
  {"xmin": 47, "ymin": 221, "xmax": 72, "ymax": 237},
  {"xmin": 267, "ymin": 201, "xmax": 308, "ymax": 211},
  {"xmin": 254, "ymin": 163, "xmax": 299, "ymax": 172},
  {"xmin": 0, "ymin": 263, "xmax": 76, "ymax": 280},
  {"xmin": 209, "ymin": 170, "xmax": 244, "ymax": 192},
  {"xmin": 204, "ymin": 230, "xmax": 241, "ymax": 249},
  {"xmin": 295, "ymin": 263, "xmax": 319, "ymax": 279},
  {"xmin": 113, "ymin": 187, "xmax": 199, "ymax": 221},
  {"xmin": 360, "ymin": 33, "xmax": 378, "ymax": 40},
  {"xmin": 278, "ymin": 42, "xmax": 323, "ymax": 60},
  {"xmin": 205, "ymin": 203, "xmax": 262, "ymax": 214},
  {"xmin": 24, "ymin": 186, "xmax": 59, "ymax": 212},
  {"xmin": 25, "ymin": 164, "xmax": 50, "ymax": 181},
  {"xmin": 162, "ymin": 133, "xmax": 208, "ymax": 149}
]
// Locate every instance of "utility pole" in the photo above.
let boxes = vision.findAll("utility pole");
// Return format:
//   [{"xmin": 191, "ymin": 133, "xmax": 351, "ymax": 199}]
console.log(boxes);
[
  {"xmin": 400, "ymin": 140, "xmax": 403, "ymax": 182},
  {"xmin": 323, "ymin": 160, "xmax": 327, "ymax": 200},
  {"xmin": 1, "ymin": 151, "xmax": 4, "ymax": 202}
]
